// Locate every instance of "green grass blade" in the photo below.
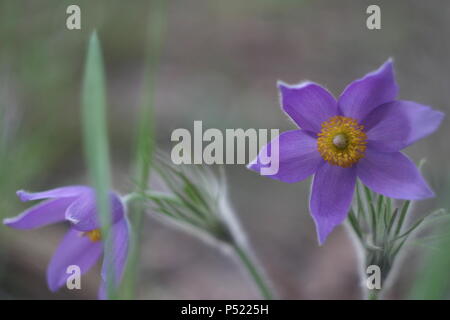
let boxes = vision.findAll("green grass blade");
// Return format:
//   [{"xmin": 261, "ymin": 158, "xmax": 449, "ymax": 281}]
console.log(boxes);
[
  {"xmin": 81, "ymin": 31, "xmax": 114, "ymax": 299},
  {"xmin": 121, "ymin": 0, "xmax": 167, "ymax": 299}
]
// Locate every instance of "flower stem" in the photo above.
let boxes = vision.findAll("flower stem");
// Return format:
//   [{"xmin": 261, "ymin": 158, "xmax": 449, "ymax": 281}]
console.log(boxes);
[
  {"xmin": 231, "ymin": 243, "xmax": 274, "ymax": 300},
  {"xmin": 367, "ymin": 289, "xmax": 380, "ymax": 300},
  {"xmin": 120, "ymin": 0, "xmax": 167, "ymax": 299}
]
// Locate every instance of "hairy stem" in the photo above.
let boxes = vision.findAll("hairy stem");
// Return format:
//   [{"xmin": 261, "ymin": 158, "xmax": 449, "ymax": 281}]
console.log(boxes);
[
  {"xmin": 231, "ymin": 243, "xmax": 274, "ymax": 300},
  {"xmin": 367, "ymin": 288, "xmax": 380, "ymax": 300}
]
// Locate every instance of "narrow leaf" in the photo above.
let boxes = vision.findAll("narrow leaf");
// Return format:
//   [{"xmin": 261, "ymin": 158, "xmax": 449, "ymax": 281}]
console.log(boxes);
[
  {"xmin": 81, "ymin": 31, "xmax": 114, "ymax": 298},
  {"xmin": 395, "ymin": 200, "xmax": 411, "ymax": 235}
]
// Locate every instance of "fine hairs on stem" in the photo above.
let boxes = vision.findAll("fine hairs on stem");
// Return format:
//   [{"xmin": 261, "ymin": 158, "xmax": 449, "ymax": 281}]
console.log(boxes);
[
  {"xmin": 138, "ymin": 155, "xmax": 276, "ymax": 299},
  {"xmin": 347, "ymin": 180, "xmax": 449, "ymax": 300}
]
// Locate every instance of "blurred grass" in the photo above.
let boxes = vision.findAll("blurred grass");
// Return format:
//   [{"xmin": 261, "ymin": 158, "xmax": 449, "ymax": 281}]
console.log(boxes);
[
  {"xmin": 410, "ymin": 185, "xmax": 450, "ymax": 299},
  {"xmin": 81, "ymin": 31, "xmax": 114, "ymax": 298},
  {"xmin": 410, "ymin": 232, "xmax": 450, "ymax": 299},
  {"xmin": 0, "ymin": 0, "xmax": 450, "ymax": 299},
  {"xmin": 121, "ymin": 0, "xmax": 167, "ymax": 299}
]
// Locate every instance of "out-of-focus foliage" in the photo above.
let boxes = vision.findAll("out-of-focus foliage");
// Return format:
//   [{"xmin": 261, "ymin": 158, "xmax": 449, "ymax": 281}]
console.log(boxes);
[{"xmin": 1, "ymin": 0, "xmax": 450, "ymax": 299}]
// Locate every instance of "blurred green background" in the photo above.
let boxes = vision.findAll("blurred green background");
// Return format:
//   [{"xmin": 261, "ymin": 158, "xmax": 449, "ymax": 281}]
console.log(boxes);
[{"xmin": 1, "ymin": 0, "xmax": 449, "ymax": 299}]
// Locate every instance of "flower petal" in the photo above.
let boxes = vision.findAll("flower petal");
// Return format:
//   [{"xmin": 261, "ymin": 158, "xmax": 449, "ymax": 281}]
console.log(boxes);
[
  {"xmin": 3, "ymin": 198, "xmax": 75, "ymax": 229},
  {"xmin": 310, "ymin": 162, "xmax": 357, "ymax": 245},
  {"xmin": 357, "ymin": 150, "xmax": 434, "ymax": 200},
  {"xmin": 247, "ymin": 130, "xmax": 322, "ymax": 183},
  {"xmin": 386, "ymin": 101, "xmax": 442, "ymax": 147},
  {"xmin": 278, "ymin": 81, "xmax": 337, "ymax": 133},
  {"xmin": 362, "ymin": 101, "xmax": 412, "ymax": 152},
  {"xmin": 65, "ymin": 190, "xmax": 125, "ymax": 231},
  {"xmin": 402, "ymin": 102, "xmax": 444, "ymax": 147},
  {"xmin": 16, "ymin": 186, "xmax": 90, "ymax": 202},
  {"xmin": 363, "ymin": 101, "xmax": 444, "ymax": 152},
  {"xmin": 47, "ymin": 227, "xmax": 103, "ymax": 292},
  {"xmin": 339, "ymin": 59, "xmax": 398, "ymax": 121},
  {"xmin": 101, "ymin": 218, "xmax": 130, "ymax": 287}
]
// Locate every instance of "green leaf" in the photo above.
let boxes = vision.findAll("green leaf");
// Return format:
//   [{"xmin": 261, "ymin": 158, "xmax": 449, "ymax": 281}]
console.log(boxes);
[
  {"xmin": 386, "ymin": 208, "xmax": 399, "ymax": 236},
  {"xmin": 393, "ymin": 217, "xmax": 425, "ymax": 241},
  {"xmin": 348, "ymin": 210, "xmax": 363, "ymax": 241},
  {"xmin": 395, "ymin": 200, "xmax": 411, "ymax": 235},
  {"xmin": 376, "ymin": 194, "xmax": 384, "ymax": 216},
  {"xmin": 355, "ymin": 181, "xmax": 367, "ymax": 226},
  {"xmin": 363, "ymin": 186, "xmax": 378, "ymax": 244},
  {"xmin": 81, "ymin": 31, "xmax": 114, "ymax": 299},
  {"xmin": 363, "ymin": 185, "xmax": 373, "ymax": 203},
  {"xmin": 155, "ymin": 164, "xmax": 209, "ymax": 220}
]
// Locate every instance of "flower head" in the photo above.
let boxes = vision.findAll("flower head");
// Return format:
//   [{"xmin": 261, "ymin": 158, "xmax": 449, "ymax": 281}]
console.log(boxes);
[
  {"xmin": 3, "ymin": 185, "xmax": 130, "ymax": 298},
  {"xmin": 148, "ymin": 157, "xmax": 235, "ymax": 246},
  {"xmin": 248, "ymin": 59, "xmax": 444, "ymax": 244}
]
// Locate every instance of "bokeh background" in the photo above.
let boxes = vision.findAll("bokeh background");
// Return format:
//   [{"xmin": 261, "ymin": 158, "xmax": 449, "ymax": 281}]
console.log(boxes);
[{"xmin": 1, "ymin": 0, "xmax": 450, "ymax": 299}]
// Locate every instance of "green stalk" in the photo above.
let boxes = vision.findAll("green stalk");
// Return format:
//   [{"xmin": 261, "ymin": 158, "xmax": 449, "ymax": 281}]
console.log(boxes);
[
  {"xmin": 232, "ymin": 243, "xmax": 274, "ymax": 300},
  {"xmin": 81, "ymin": 32, "xmax": 114, "ymax": 298},
  {"xmin": 121, "ymin": 0, "xmax": 167, "ymax": 299},
  {"xmin": 368, "ymin": 289, "xmax": 380, "ymax": 300}
]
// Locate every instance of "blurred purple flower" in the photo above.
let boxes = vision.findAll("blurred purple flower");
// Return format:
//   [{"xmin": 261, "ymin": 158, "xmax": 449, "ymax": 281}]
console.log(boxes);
[
  {"xmin": 248, "ymin": 59, "xmax": 444, "ymax": 244},
  {"xmin": 3, "ymin": 185, "xmax": 129, "ymax": 299}
]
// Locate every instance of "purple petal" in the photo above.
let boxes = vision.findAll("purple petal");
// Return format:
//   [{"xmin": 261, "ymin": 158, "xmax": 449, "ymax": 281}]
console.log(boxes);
[
  {"xmin": 387, "ymin": 101, "xmax": 443, "ymax": 147},
  {"xmin": 101, "ymin": 218, "xmax": 130, "ymax": 288},
  {"xmin": 278, "ymin": 81, "xmax": 337, "ymax": 133},
  {"xmin": 16, "ymin": 186, "xmax": 90, "ymax": 202},
  {"xmin": 357, "ymin": 150, "xmax": 434, "ymax": 200},
  {"xmin": 310, "ymin": 162, "xmax": 357, "ymax": 245},
  {"xmin": 47, "ymin": 227, "xmax": 103, "ymax": 292},
  {"xmin": 65, "ymin": 190, "xmax": 125, "ymax": 231},
  {"xmin": 403, "ymin": 103, "xmax": 444, "ymax": 147},
  {"xmin": 4, "ymin": 198, "xmax": 75, "ymax": 229},
  {"xmin": 339, "ymin": 59, "xmax": 398, "ymax": 121},
  {"xmin": 247, "ymin": 130, "xmax": 322, "ymax": 183},
  {"xmin": 362, "ymin": 101, "xmax": 412, "ymax": 152},
  {"xmin": 363, "ymin": 101, "xmax": 444, "ymax": 152}
]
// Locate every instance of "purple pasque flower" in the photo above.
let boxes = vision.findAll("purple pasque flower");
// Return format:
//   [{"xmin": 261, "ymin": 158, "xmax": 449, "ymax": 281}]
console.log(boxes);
[
  {"xmin": 248, "ymin": 59, "xmax": 444, "ymax": 244},
  {"xmin": 3, "ymin": 185, "xmax": 130, "ymax": 298}
]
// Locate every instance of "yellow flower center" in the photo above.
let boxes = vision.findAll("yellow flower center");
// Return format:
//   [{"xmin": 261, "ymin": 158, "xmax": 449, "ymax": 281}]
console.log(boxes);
[
  {"xmin": 317, "ymin": 116, "xmax": 367, "ymax": 168},
  {"xmin": 82, "ymin": 229, "xmax": 102, "ymax": 242}
]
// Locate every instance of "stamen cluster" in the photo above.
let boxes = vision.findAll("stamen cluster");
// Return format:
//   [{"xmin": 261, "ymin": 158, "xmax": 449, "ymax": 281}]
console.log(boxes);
[{"xmin": 317, "ymin": 116, "xmax": 367, "ymax": 167}]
